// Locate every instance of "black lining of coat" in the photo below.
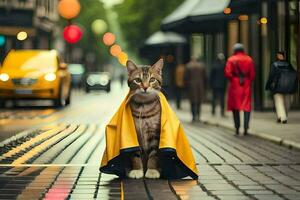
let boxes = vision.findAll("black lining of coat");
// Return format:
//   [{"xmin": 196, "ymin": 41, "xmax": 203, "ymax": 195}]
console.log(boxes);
[{"xmin": 100, "ymin": 147, "xmax": 198, "ymax": 180}]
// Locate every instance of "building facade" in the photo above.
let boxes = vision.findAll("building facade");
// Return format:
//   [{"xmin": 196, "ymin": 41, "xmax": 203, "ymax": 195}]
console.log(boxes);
[
  {"xmin": 162, "ymin": 0, "xmax": 300, "ymax": 110},
  {"xmin": 0, "ymin": 0, "xmax": 59, "ymax": 60}
]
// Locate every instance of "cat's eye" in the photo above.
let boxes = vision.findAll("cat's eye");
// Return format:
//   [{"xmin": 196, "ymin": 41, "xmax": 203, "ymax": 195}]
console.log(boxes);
[
  {"xmin": 149, "ymin": 78, "xmax": 156, "ymax": 83},
  {"xmin": 134, "ymin": 78, "xmax": 142, "ymax": 84}
]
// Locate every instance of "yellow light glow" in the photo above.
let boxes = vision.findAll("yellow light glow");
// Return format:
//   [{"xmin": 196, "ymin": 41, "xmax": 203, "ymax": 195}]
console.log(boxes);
[
  {"xmin": 0, "ymin": 73, "xmax": 9, "ymax": 81},
  {"xmin": 91, "ymin": 19, "xmax": 107, "ymax": 35},
  {"xmin": 238, "ymin": 15, "xmax": 248, "ymax": 21},
  {"xmin": 260, "ymin": 17, "xmax": 268, "ymax": 24},
  {"xmin": 17, "ymin": 31, "xmax": 28, "ymax": 41},
  {"xmin": 223, "ymin": 7, "xmax": 231, "ymax": 15},
  {"xmin": 110, "ymin": 44, "xmax": 122, "ymax": 57},
  {"xmin": 118, "ymin": 52, "xmax": 128, "ymax": 66},
  {"xmin": 44, "ymin": 73, "xmax": 56, "ymax": 81}
]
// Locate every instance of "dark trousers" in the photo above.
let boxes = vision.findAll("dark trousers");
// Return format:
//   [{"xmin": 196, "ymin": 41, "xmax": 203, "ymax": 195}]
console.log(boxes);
[
  {"xmin": 175, "ymin": 87, "xmax": 183, "ymax": 109},
  {"xmin": 211, "ymin": 88, "xmax": 225, "ymax": 115},
  {"xmin": 190, "ymin": 102, "xmax": 201, "ymax": 121},
  {"xmin": 232, "ymin": 110, "xmax": 251, "ymax": 131}
]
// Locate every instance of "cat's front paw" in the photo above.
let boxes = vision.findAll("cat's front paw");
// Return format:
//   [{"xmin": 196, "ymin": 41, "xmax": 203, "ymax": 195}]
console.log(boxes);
[
  {"xmin": 145, "ymin": 169, "xmax": 160, "ymax": 179},
  {"xmin": 128, "ymin": 169, "xmax": 144, "ymax": 179}
]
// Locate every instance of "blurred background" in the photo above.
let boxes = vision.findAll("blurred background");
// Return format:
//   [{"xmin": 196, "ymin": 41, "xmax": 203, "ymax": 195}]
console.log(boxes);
[
  {"xmin": 0, "ymin": 0, "xmax": 299, "ymax": 110},
  {"xmin": 0, "ymin": 2, "xmax": 300, "ymax": 199}
]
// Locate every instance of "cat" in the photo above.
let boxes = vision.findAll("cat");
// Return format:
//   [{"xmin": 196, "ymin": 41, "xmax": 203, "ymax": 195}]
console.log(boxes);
[{"xmin": 125, "ymin": 58, "xmax": 163, "ymax": 179}]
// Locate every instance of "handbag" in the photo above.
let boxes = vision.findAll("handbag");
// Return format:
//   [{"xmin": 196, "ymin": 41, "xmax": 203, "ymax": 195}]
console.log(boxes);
[
  {"xmin": 233, "ymin": 61, "xmax": 245, "ymax": 86},
  {"xmin": 274, "ymin": 63, "xmax": 298, "ymax": 94}
]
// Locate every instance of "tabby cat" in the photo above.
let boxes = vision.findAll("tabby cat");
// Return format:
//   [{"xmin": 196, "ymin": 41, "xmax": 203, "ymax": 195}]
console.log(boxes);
[{"xmin": 126, "ymin": 59, "xmax": 163, "ymax": 179}]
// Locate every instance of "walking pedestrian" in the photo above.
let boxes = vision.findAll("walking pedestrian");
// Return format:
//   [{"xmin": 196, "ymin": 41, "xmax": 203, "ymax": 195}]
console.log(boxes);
[
  {"xmin": 175, "ymin": 63, "xmax": 185, "ymax": 109},
  {"xmin": 210, "ymin": 53, "xmax": 227, "ymax": 116},
  {"xmin": 224, "ymin": 43, "xmax": 255, "ymax": 135},
  {"xmin": 265, "ymin": 51, "xmax": 298, "ymax": 124},
  {"xmin": 184, "ymin": 57, "xmax": 206, "ymax": 122},
  {"xmin": 119, "ymin": 73, "xmax": 125, "ymax": 87}
]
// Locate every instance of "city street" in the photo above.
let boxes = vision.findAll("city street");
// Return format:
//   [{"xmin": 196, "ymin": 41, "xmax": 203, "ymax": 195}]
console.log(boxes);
[
  {"xmin": 0, "ymin": 83, "xmax": 299, "ymax": 200},
  {"xmin": 0, "ymin": 0, "xmax": 300, "ymax": 199}
]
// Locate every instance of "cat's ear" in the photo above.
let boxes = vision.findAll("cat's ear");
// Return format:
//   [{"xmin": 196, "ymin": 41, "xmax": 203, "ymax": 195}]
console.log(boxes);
[
  {"xmin": 151, "ymin": 58, "xmax": 164, "ymax": 76},
  {"xmin": 126, "ymin": 60, "xmax": 138, "ymax": 75}
]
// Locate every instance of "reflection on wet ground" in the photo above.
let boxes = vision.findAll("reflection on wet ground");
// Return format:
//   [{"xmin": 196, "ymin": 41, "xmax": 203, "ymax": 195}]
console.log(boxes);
[
  {"xmin": 0, "ymin": 166, "xmax": 200, "ymax": 200},
  {"xmin": 0, "ymin": 166, "xmax": 121, "ymax": 199}
]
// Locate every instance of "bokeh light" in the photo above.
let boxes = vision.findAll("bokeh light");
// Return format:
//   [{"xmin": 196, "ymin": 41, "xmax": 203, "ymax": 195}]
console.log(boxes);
[
  {"xmin": 110, "ymin": 44, "xmax": 122, "ymax": 57},
  {"xmin": 58, "ymin": 0, "xmax": 81, "ymax": 19},
  {"xmin": 223, "ymin": 7, "xmax": 231, "ymax": 14},
  {"xmin": 260, "ymin": 17, "xmax": 268, "ymax": 24},
  {"xmin": 91, "ymin": 19, "xmax": 107, "ymax": 35},
  {"xmin": 16, "ymin": 31, "xmax": 28, "ymax": 41},
  {"xmin": 0, "ymin": 35, "xmax": 5, "ymax": 46},
  {"xmin": 63, "ymin": 25, "xmax": 83, "ymax": 44},
  {"xmin": 102, "ymin": 32, "xmax": 116, "ymax": 46},
  {"xmin": 238, "ymin": 15, "xmax": 249, "ymax": 21},
  {"xmin": 118, "ymin": 52, "xmax": 128, "ymax": 66}
]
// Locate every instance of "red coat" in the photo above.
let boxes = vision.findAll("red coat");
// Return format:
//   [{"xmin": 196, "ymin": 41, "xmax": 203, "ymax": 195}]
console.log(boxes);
[{"xmin": 224, "ymin": 52, "xmax": 255, "ymax": 112}]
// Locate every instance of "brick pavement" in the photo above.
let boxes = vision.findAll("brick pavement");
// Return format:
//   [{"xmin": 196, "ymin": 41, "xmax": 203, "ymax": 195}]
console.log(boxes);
[
  {"xmin": 0, "ymin": 122, "xmax": 299, "ymax": 199},
  {"xmin": 0, "ymin": 89, "xmax": 299, "ymax": 199},
  {"xmin": 173, "ymin": 100, "xmax": 300, "ymax": 150}
]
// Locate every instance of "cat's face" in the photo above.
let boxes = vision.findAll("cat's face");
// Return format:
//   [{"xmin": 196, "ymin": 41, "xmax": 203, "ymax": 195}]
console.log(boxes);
[{"xmin": 126, "ymin": 59, "xmax": 163, "ymax": 101}]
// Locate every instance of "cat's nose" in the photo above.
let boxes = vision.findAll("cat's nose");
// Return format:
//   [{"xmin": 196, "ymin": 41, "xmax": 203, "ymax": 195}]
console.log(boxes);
[{"xmin": 142, "ymin": 87, "xmax": 148, "ymax": 92}]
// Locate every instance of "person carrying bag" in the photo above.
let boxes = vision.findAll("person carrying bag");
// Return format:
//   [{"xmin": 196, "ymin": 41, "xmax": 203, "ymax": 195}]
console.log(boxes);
[
  {"xmin": 224, "ymin": 43, "xmax": 255, "ymax": 136},
  {"xmin": 265, "ymin": 51, "xmax": 298, "ymax": 123}
]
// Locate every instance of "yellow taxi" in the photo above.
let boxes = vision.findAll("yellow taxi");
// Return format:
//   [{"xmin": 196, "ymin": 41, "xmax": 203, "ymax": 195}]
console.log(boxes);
[{"xmin": 0, "ymin": 50, "xmax": 71, "ymax": 107}]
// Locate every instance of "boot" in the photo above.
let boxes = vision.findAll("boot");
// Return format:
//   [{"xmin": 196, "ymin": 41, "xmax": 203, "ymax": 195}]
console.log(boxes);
[{"xmin": 235, "ymin": 128, "xmax": 239, "ymax": 136}]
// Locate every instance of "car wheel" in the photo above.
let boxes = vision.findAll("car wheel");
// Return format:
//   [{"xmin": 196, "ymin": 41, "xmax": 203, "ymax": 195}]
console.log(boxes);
[
  {"xmin": 65, "ymin": 87, "xmax": 71, "ymax": 106},
  {"xmin": 54, "ymin": 96, "xmax": 66, "ymax": 108},
  {"xmin": 53, "ymin": 85, "xmax": 66, "ymax": 107},
  {"xmin": 106, "ymin": 83, "xmax": 111, "ymax": 93}
]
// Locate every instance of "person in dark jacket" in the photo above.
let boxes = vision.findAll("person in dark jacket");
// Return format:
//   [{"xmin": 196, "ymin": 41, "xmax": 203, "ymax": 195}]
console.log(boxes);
[
  {"xmin": 184, "ymin": 57, "xmax": 207, "ymax": 122},
  {"xmin": 210, "ymin": 53, "xmax": 227, "ymax": 116},
  {"xmin": 265, "ymin": 51, "xmax": 296, "ymax": 124}
]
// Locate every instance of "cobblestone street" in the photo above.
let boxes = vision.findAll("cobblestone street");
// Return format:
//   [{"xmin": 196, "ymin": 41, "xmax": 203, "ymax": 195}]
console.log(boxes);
[{"xmin": 0, "ymin": 87, "xmax": 299, "ymax": 199}]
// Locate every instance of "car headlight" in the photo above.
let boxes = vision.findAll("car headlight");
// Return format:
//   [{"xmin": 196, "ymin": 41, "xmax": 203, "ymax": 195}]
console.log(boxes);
[
  {"xmin": 0, "ymin": 73, "xmax": 9, "ymax": 81},
  {"xmin": 87, "ymin": 77, "xmax": 95, "ymax": 86},
  {"xmin": 99, "ymin": 77, "xmax": 109, "ymax": 85},
  {"xmin": 44, "ymin": 73, "xmax": 56, "ymax": 81}
]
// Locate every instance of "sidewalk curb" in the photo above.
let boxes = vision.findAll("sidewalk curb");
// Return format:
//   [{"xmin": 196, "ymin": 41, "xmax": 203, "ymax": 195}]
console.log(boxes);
[{"xmin": 202, "ymin": 119, "xmax": 300, "ymax": 151}]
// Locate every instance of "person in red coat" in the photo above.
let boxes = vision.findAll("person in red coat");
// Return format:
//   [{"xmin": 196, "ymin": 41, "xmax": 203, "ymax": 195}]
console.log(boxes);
[{"xmin": 224, "ymin": 43, "xmax": 255, "ymax": 135}]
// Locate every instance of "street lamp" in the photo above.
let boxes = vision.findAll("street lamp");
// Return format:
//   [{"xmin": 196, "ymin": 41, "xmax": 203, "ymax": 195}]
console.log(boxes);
[{"xmin": 58, "ymin": 0, "xmax": 82, "ymax": 62}]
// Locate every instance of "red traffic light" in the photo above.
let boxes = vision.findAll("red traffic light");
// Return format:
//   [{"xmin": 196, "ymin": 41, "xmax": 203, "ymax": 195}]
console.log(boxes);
[{"xmin": 63, "ymin": 25, "xmax": 83, "ymax": 44}]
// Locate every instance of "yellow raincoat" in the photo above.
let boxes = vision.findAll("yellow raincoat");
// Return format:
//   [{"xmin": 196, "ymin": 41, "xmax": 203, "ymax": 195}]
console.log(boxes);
[{"xmin": 100, "ymin": 92, "xmax": 198, "ymax": 179}]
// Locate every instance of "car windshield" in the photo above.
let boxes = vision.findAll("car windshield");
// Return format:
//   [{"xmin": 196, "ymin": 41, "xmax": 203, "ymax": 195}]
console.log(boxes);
[{"xmin": 2, "ymin": 51, "xmax": 58, "ymax": 73}]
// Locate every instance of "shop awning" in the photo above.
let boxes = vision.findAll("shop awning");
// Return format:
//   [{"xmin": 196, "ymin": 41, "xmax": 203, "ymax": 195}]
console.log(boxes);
[
  {"xmin": 145, "ymin": 31, "xmax": 187, "ymax": 47},
  {"xmin": 161, "ymin": 0, "xmax": 259, "ymax": 33}
]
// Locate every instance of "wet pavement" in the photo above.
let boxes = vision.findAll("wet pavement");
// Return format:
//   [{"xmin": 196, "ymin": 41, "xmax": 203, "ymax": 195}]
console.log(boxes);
[{"xmin": 0, "ymin": 84, "xmax": 300, "ymax": 199}]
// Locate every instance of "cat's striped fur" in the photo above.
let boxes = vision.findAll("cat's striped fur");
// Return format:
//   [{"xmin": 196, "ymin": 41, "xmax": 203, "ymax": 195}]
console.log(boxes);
[{"xmin": 126, "ymin": 59, "xmax": 163, "ymax": 179}]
